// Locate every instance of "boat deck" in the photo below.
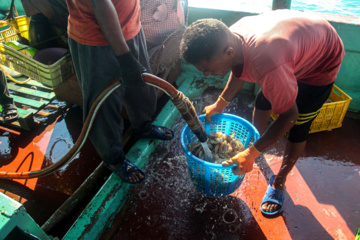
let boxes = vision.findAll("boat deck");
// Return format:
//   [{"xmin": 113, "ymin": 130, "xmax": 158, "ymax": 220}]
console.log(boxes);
[
  {"xmin": 102, "ymin": 88, "xmax": 360, "ymax": 240},
  {"xmin": 0, "ymin": 77, "xmax": 59, "ymax": 130},
  {"xmin": 0, "ymin": 101, "xmax": 105, "ymax": 237},
  {"xmin": 0, "ymin": 75, "xmax": 359, "ymax": 239}
]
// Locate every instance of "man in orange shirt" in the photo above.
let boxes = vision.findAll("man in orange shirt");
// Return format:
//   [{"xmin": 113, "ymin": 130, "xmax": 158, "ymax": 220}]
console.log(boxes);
[
  {"xmin": 65, "ymin": 0, "xmax": 174, "ymax": 184},
  {"xmin": 180, "ymin": 10, "xmax": 344, "ymax": 215}
]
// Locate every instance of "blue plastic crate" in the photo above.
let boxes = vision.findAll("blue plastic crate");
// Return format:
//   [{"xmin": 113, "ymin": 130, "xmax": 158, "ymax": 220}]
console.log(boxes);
[{"xmin": 180, "ymin": 113, "xmax": 260, "ymax": 196}]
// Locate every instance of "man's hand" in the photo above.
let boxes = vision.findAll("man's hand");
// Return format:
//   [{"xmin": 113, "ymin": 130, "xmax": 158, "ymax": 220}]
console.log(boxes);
[
  {"xmin": 116, "ymin": 51, "xmax": 146, "ymax": 89},
  {"xmin": 222, "ymin": 145, "xmax": 261, "ymax": 175},
  {"xmin": 203, "ymin": 96, "xmax": 229, "ymax": 122}
]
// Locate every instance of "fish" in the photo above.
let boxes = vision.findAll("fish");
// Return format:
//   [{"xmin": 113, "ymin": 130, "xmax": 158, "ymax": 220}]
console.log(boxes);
[{"xmin": 188, "ymin": 132, "xmax": 245, "ymax": 164}]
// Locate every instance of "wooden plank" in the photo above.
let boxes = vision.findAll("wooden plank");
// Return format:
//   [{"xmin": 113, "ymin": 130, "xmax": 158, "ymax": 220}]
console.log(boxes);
[
  {"xmin": 8, "ymin": 82, "xmax": 55, "ymax": 100},
  {"xmin": 34, "ymin": 110, "xmax": 50, "ymax": 116},
  {"xmin": 6, "ymin": 77, "xmax": 53, "ymax": 91},
  {"xmin": 23, "ymin": 79, "xmax": 53, "ymax": 90},
  {"xmin": 0, "ymin": 106, "xmax": 50, "ymax": 129},
  {"xmin": 0, "ymin": 106, "xmax": 33, "ymax": 117},
  {"xmin": 1, "ymin": 77, "xmax": 58, "ymax": 130},
  {"xmin": 26, "ymin": 108, "xmax": 51, "ymax": 116},
  {"xmin": 0, "ymin": 117, "xmax": 21, "ymax": 128},
  {"xmin": 11, "ymin": 95, "xmax": 48, "ymax": 109},
  {"xmin": 18, "ymin": 113, "xmax": 37, "ymax": 130},
  {"xmin": 0, "ymin": 125, "xmax": 21, "ymax": 134},
  {"xmin": 1, "ymin": 76, "xmax": 61, "ymax": 130},
  {"xmin": 17, "ymin": 108, "xmax": 36, "ymax": 118},
  {"xmin": 0, "ymin": 107, "xmax": 33, "ymax": 124},
  {"xmin": 0, "ymin": 104, "xmax": 48, "ymax": 118}
]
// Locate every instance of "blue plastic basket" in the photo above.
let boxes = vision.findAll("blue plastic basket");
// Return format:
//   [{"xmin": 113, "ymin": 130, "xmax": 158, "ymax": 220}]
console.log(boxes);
[{"xmin": 180, "ymin": 113, "xmax": 260, "ymax": 196}]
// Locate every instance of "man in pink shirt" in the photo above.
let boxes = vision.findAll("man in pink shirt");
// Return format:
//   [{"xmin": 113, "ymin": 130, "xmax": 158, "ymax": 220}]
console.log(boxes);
[{"xmin": 180, "ymin": 9, "xmax": 344, "ymax": 215}]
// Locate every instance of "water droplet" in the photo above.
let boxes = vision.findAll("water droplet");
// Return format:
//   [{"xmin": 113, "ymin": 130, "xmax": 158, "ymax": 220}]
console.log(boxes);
[
  {"xmin": 222, "ymin": 208, "xmax": 238, "ymax": 224},
  {"xmin": 139, "ymin": 190, "xmax": 150, "ymax": 200}
]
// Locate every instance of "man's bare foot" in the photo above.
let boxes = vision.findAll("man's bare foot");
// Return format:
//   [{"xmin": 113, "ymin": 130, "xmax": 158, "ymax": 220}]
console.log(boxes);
[{"xmin": 261, "ymin": 176, "xmax": 285, "ymax": 213}]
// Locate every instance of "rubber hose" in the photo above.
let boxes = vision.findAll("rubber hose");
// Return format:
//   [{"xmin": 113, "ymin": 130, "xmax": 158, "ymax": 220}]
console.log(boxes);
[{"xmin": 0, "ymin": 73, "xmax": 180, "ymax": 179}]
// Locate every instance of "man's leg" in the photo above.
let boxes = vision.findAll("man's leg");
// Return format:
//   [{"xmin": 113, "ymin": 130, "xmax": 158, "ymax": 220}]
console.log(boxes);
[
  {"xmin": 0, "ymin": 70, "xmax": 18, "ymax": 122},
  {"xmin": 68, "ymin": 38, "xmax": 144, "ymax": 183},
  {"xmin": 123, "ymin": 28, "xmax": 172, "ymax": 138},
  {"xmin": 261, "ymin": 140, "xmax": 306, "ymax": 212},
  {"xmin": 253, "ymin": 90, "xmax": 272, "ymax": 135},
  {"xmin": 0, "ymin": 70, "xmax": 14, "ymax": 105},
  {"xmin": 260, "ymin": 82, "xmax": 334, "ymax": 213},
  {"xmin": 253, "ymin": 108, "xmax": 271, "ymax": 135}
]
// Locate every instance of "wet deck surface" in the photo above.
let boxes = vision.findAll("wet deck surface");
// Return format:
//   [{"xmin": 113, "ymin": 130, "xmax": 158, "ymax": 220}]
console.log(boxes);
[
  {"xmin": 0, "ymin": 103, "xmax": 105, "ymax": 236},
  {"xmin": 104, "ymin": 88, "xmax": 360, "ymax": 240},
  {"xmin": 0, "ymin": 85, "xmax": 359, "ymax": 239}
]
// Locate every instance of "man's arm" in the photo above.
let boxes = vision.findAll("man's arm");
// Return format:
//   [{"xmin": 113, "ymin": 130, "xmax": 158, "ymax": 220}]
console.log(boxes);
[
  {"xmin": 204, "ymin": 72, "xmax": 246, "ymax": 122},
  {"xmin": 254, "ymin": 102, "xmax": 298, "ymax": 152},
  {"xmin": 222, "ymin": 102, "xmax": 299, "ymax": 175},
  {"xmin": 88, "ymin": 0, "xmax": 146, "ymax": 88},
  {"xmin": 89, "ymin": 0, "xmax": 129, "ymax": 55},
  {"xmin": 220, "ymin": 72, "xmax": 246, "ymax": 102}
]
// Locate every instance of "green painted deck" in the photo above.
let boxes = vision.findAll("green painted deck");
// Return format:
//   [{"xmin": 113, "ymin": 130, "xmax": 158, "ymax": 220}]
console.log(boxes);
[{"xmin": 0, "ymin": 77, "xmax": 58, "ymax": 130}]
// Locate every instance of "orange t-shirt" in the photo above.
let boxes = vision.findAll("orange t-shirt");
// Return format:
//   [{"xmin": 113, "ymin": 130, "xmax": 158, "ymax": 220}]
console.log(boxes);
[
  {"xmin": 231, "ymin": 10, "xmax": 344, "ymax": 114},
  {"xmin": 66, "ymin": 0, "xmax": 141, "ymax": 46}
]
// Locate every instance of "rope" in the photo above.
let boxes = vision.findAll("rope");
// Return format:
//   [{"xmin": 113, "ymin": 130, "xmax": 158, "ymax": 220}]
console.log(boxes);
[
  {"xmin": 0, "ymin": 64, "xmax": 31, "ymax": 84},
  {"xmin": 0, "ymin": 20, "xmax": 20, "ymax": 34},
  {"xmin": 172, "ymin": 92, "xmax": 204, "ymax": 133}
]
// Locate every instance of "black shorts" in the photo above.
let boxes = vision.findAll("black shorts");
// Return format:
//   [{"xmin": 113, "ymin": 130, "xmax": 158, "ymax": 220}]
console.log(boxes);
[{"xmin": 255, "ymin": 82, "xmax": 334, "ymax": 142}]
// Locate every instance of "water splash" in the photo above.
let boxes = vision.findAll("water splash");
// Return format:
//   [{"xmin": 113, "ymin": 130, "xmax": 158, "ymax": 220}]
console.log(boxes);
[
  {"xmin": 123, "ymin": 89, "xmax": 259, "ymax": 238},
  {"xmin": 201, "ymin": 142, "xmax": 214, "ymax": 162},
  {"xmin": 222, "ymin": 208, "xmax": 238, "ymax": 224}
]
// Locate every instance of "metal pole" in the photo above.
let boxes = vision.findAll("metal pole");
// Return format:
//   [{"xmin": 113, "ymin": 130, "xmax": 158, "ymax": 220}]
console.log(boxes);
[{"xmin": 272, "ymin": 0, "xmax": 291, "ymax": 10}]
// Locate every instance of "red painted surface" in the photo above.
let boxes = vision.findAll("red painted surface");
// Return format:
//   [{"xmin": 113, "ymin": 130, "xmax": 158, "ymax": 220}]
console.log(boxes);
[
  {"xmin": 0, "ymin": 117, "xmax": 57, "ymax": 202},
  {"xmin": 0, "ymin": 105, "xmax": 103, "ymax": 229},
  {"xmin": 108, "ymin": 89, "xmax": 360, "ymax": 240}
]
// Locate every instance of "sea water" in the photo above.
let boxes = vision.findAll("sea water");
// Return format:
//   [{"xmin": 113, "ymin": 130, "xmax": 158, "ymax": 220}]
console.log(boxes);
[{"xmin": 188, "ymin": 0, "xmax": 360, "ymax": 17}]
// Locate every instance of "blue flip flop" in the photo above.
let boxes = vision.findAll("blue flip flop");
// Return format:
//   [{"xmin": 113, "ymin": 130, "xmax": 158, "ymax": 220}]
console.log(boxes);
[
  {"xmin": 106, "ymin": 159, "xmax": 146, "ymax": 184},
  {"xmin": 260, "ymin": 175, "xmax": 284, "ymax": 216},
  {"xmin": 136, "ymin": 125, "xmax": 174, "ymax": 140}
]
